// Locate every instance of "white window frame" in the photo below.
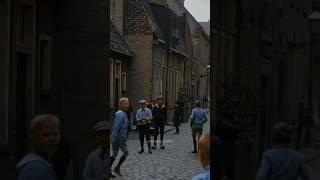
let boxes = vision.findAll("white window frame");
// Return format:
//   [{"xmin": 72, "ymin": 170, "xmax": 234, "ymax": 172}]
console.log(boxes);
[
  {"xmin": 114, "ymin": 60, "xmax": 122, "ymax": 103},
  {"xmin": 110, "ymin": 59, "xmax": 114, "ymax": 108},
  {"xmin": 38, "ymin": 34, "xmax": 52, "ymax": 91},
  {"xmin": 121, "ymin": 72, "xmax": 127, "ymax": 92}
]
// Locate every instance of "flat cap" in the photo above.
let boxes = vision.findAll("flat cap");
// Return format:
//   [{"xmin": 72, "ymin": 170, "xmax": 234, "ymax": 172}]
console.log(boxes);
[
  {"xmin": 139, "ymin": 99, "xmax": 147, "ymax": 104},
  {"xmin": 156, "ymin": 96, "xmax": 164, "ymax": 100},
  {"xmin": 94, "ymin": 121, "xmax": 111, "ymax": 132}
]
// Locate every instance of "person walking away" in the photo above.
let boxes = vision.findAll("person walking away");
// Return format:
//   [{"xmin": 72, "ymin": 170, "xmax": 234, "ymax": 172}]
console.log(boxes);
[
  {"xmin": 83, "ymin": 121, "xmax": 112, "ymax": 179},
  {"xmin": 257, "ymin": 122, "xmax": 312, "ymax": 180},
  {"xmin": 136, "ymin": 99, "xmax": 153, "ymax": 154},
  {"xmin": 192, "ymin": 133, "xmax": 211, "ymax": 180},
  {"xmin": 189, "ymin": 100, "xmax": 208, "ymax": 153},
  {"xmin": 16, "ymin": 114, "xmax": 61, "ymax": 180},
  {"xmin": 152, "ymin": 96, "xmax": 167, "ymax": 150},
  {"xmin": 110, "ymin": 98, "xmax": 130, "ymax": 177},
  {"xmin": 173, "ymin": 102, "xmax": 182, "ymax": 134}
]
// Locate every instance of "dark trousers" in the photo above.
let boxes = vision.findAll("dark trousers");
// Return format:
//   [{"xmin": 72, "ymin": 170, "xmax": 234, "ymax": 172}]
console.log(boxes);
[
  {"xmin": 154, "ymin": 123, "xmax": 164, "ymax": 145},
  {"xmin": 139, "ymin": 124, "xmax": 151, "ymax": 150},
  {"xmin": 175, "ymin": 126, "xmax": 179, "ymax": 133}
]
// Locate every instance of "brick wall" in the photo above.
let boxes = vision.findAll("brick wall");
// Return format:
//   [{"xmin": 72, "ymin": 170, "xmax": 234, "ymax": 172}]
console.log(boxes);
[
  {"xmin": 124, "ymin": 0, "xmax": 153, "ymax": 35},
  {"xmin": 126, "ymin": 35, "xmax": 154, "ymax": 111}
]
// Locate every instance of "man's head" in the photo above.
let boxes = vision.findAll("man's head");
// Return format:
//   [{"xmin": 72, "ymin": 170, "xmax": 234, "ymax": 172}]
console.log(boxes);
[
  {"xmin": 152, "ymin": 99, "xmax": 157, "ymax": 105},
  {"xmin": 119, "ymin": 97, "xmax": 129, "ymax": 112},
  {"xmin": 156, "ymin": 96, "xmax": 164, "ymax": 106},
  {"xmin": 195, "ymin": 100, "xmax": 202, "ymax": 108},
  {"xmin": 94, "ymin": 121, "xmax": 111, "ymax": 151},
  {"xmin": 139, "ymin": 99, "xmax": 147, "ymax": 109},
  {"xmin": 272, "ymin": 122, "xmax": 292, "ymax": 145},
  {"xmin": 197, "ymin": 133, "xmax": 210, "ymax": 168},
  {"xmin": 30, "ymin": 114, "xmax": 60, "ymax": 159}
]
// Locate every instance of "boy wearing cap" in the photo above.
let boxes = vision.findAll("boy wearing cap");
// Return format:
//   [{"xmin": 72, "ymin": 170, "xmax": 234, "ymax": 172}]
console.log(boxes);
[
  {"xmin": 136, "ymin": 99, "xmax": 153, "ymax": 154},
  {"xmin": 83, "ymin": 121, "xmax": 112, "ymax": 180}
]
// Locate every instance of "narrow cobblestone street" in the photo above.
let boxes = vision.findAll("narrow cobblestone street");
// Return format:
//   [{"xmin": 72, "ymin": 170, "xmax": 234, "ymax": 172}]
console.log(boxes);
[{"xmin": 111, "ymin": 112, "xmax": 210, "ymax": 180}]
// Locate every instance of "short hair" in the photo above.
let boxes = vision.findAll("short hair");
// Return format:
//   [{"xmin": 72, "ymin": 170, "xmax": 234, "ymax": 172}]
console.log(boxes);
[
  {"xmin": 119, "ymin": 97, "xmax": 129, "ymax": 105},
  {"xmin": 195, "ymin": 100, "xmax": 202, "ymax": 107},
  {"xmin": 272, "ymin": 122, "xmax": 292, "ymax": 145},
  {"xmin": 30, "ymin": 114, "xmax": 60, "ymax": 136}
]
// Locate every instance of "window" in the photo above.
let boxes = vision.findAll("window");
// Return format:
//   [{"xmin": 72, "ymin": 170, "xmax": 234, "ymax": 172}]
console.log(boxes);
[
  {"xmin": 153, "ymin": 63, "xmax": 163, "ymax": 99},
  {"xmin": 121, "ymin": 72, "xmax": 127, "ymax": 92},
  {"xmin": 114, "ymin": 61, "xmax": 121, "ymax": 78},
  {"xmin": 113, "ymin": 61, "xmax": 121, "ymax": 109},
  {"xmin": 176, "ymin": 71, "xmax": 179, "ymax": 99},
  {"xmin": 110, "ymin": 59, "xmax": 114, "ymax": 108},
  {"xmin": 17, "ymin": 4, "xmax": 33, "ymax": 48},
  {"xmin": 162, "ymin": 66, "xmax": 166, "ymax": 98},
  {"xmin": 39, "ymin": 35, "xmax": 51, "ymax": 91}
]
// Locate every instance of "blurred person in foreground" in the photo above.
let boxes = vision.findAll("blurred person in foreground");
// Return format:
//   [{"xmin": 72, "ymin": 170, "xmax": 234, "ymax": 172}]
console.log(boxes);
[
  {"xmin": 257, "ymin": 122, "xmax": 312, "ymax": 180},
  {"xmin": 192, "ymin": 133, "xmax": 210, "ymax": 180},
  {"xmin": 16, "ymin": 114, "xmax": 60, "ymax": 180},
  {"xmin": 83, "ymin": 121, "xmax": 112, "ymax": 180}
]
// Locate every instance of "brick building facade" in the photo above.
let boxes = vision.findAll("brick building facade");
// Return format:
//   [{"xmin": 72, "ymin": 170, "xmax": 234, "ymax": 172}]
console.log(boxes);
[{"xmin": 0, "ymin": 0, "xmax": 109, "ymax": 179}]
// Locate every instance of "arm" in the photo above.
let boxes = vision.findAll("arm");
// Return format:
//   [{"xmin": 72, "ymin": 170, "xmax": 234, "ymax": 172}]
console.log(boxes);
[
  {"xmin": 136, "ymin": 110, "xmax": 141, "ymax": 121},
  {"xmin": 164, "ymin": 107, "xmax": 167, "ymax": 123},
  {"xmin": 257, "ymin": 153, "xmax": 271, "ymax": 180},
  {"xmin": 189, "ymin": 110, "xmax": 194, "ymax": 125},
  {"xmin": 83, "ymin": 154, "xmax": 95, "ymax": 180},
  {"xmin": 147, "ymin": 109, "xmax": 153, "ymax": 120},
  {"xmin": 113, "ymin": 113, "xmax": 123, "ymax": 138},
  {"xmin": 300, "ymin": 159, "xmax": 313, "ymax": 180},
  {"xmin": 202, "ymin": 110, "xmax": 208, "ymax": 123}
]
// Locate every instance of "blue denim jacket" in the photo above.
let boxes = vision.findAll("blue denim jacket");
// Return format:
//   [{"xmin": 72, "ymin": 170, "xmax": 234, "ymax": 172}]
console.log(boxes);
[
  {"xmin": 112, "ymin": 110, "xmax": 129, "ymax": 140},
  {"xmin": 190, "ymin": 108, "xmax": 208, "ymax": 129},
  {"xmin": 257, "ymin": 148, "xmax": 312, "ymax": 180}
]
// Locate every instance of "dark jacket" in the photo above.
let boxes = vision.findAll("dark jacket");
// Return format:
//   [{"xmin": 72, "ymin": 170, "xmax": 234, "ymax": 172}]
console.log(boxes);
[
  {"xmin": 17, "ymin": 153, "xmax": 57, "ymax": 180},
  {"xmin": 152, "ymin": 104, "xmax": 167, "ymax": 125},
  {"xmin": 173, "ymin": 105, "xmax": 182, "ymax": 127}
]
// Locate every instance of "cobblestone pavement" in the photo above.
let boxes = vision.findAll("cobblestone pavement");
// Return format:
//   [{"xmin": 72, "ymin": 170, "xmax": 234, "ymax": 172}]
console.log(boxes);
[{"xmin": 111, "ymin": 112, "xmax": 210, "ymax": 180}]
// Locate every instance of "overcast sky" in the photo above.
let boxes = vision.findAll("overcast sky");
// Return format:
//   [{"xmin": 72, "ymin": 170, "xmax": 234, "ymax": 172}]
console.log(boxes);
[{"xmin": 184, "ymin": 0, "xmax": 210, "ymax": 22}]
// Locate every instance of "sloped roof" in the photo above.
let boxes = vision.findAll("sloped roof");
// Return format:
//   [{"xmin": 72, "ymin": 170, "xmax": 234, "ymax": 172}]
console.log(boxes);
[
  {"xmin": 309, "ymin": 11, "xmax": 320, "ymax": 20},
  {"xmin": 165, "ymin": 0, "xmax": 210, "ymax": 41},
  {"xmin": 149, "ymin": 0, "xmax": 168, "ymax": 7},
  {"xmin": 123, "ymin": 0, "xmax": 165, "ymax": 41},
  {"xmin": 110, "ymin": 22, "xmax": 133, "ymax": 56},
  {"xmin": 199, "ymin": 21, "xmax": 210, "ymax": 37}
]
